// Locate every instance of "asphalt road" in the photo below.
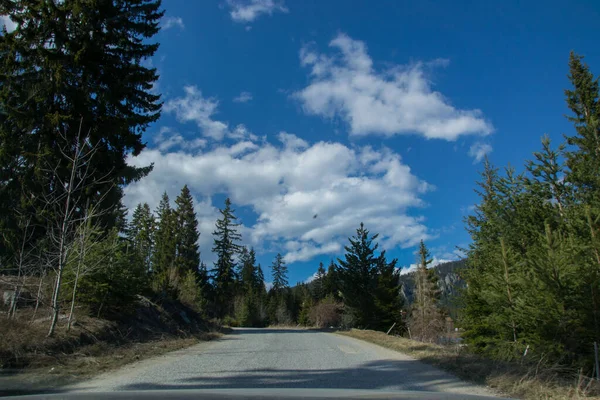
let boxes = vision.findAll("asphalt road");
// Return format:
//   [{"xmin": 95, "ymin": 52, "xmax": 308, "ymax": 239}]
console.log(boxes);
[{"xmin": 69, "ymin": 328, "xmax": 496, "ymax": 396}]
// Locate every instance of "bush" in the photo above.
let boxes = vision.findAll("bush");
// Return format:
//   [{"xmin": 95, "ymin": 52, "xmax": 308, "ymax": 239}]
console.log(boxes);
[
  {"xmin": 309, "ymin": 297, "xmax": 342, "ymax": 328},
  {"xmin": 178, "ymin": 270, "xmax": 205, "ymax": 313}
]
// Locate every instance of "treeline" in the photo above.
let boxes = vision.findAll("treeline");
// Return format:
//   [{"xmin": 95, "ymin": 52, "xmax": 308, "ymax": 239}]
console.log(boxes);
[
  {"xmin": 125, "ymin": 198, "xmax": 409, "ymax": 333},
  {"xmin": 461, "ymin": 52, "xmax": 600, "ymax": 370}
]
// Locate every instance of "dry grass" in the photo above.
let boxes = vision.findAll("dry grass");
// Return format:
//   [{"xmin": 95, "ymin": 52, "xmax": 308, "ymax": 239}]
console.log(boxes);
[
  {"xmin": 0, "ymin": 296, "xmax": 224, "ymax": 396},
  {"xmin": 338, "ymin": 329, "xmax": 600, "ymax": 400},
  {"xmin": 0, "ymin": 334, "xmax": 220, "ymax": 396}
]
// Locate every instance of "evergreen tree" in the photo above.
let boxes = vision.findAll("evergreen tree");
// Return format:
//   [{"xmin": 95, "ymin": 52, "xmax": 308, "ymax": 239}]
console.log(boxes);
[
  {"xmin": 410, "ymin": 240, "xmax": 444, "ymax": 342},
  {"xmin": 564, "ymin": 52, "xmax": 600, "ymax": 207},
  {"xmin": 152, "ymin": 192, "xmax": 177, "ymax": 293},
  {"xmin": 270, "ymin": 253, "xmax": 288, "ymax": 293},
  {"xmin": 323, "ymin": 260, "xmax": 339, "ymax": 299},
  {"xmin": 337, "ymin": 223, "xmax": 379, "ymax": 328},
  {"xmin": 129, "ymin": 203, "xmax": 155, "ymax": 273},
  {"xmin": 239, "ymin": 246, "xmax": 258, "ymax": 291},
  {"xmin": 0, "ymin": 0, "xmax": 163, "ymax": 261},
  {"xmin": 212, "ymin": 198, "xmax": 242, "ymax": 317},
  {"xmin": 174, "ymin": 185, "xmax": 200, "ymax": 277},
  {"xmin": 313, "ymin": 262, "xmax": 326, "ymax": 300},
  {"xmin": 256, "ymin": 264, "xmax": 266, "ymax": 293},
  {"xmin": 76, "ymin": 228, "xmax": 148, "ymax": 317},
  {"xmin": 374, "ymin": 251, "xmax": 403, "ymax": 331}
]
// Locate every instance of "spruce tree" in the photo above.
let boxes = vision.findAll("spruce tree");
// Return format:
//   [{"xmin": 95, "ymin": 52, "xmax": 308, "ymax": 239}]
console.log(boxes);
[
  {"xmin": 152, "ymin": 192, "xmax": 177, "ymax": 293},
  {"xmin": 129, "ymin": 203, "xmax": 155, "ymax": 273},
  {"xmin": 323, "ymin": 260, "xmax": 339, "ymax": 299},
  {"xmin": 271, "ymin": 253, "xmax": 288, "ymax": 293},
  {"xmin": 410, "ymin": 240, "xmax": 444, "ymax": 341},
  {"xmin": 374, "ymin": 251, "xmax": 403, "ymax": 331},
  {"xmin": 212, "ymin": 197, "xmax": 242, "ymax": 317},
  {"xmin": 0, "ymin": 0, "xmax": 163, "ymax": 260},
  {"xmin": 337, "ymin": 223, "xmax": 379, "ymax": 328},
  {"xmin": 313, "ymin": 262, "xmax": 326, "ymax": 300},
  {"xmin": 174, "ymin": 185, "xmax": 200, "ymax": 277},
  {"xmin": 564, "ymin": 52, "xmax": 600, "ymax": 207},
  {"xmin": 239, "ymin": 246, "xmax": 257, "ymax": 291}
]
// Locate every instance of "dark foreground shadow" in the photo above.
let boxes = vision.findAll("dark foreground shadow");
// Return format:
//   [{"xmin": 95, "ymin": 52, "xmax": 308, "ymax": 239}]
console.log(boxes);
[{"xmin": 114, "ymin": 359, "xmax": 475, "ymax": 393}]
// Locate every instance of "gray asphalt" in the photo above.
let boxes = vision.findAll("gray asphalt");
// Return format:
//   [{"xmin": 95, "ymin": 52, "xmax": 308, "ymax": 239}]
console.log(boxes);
[{"xmin": 69, "ymin": 328, "xmax": 496, "ymax": 396}]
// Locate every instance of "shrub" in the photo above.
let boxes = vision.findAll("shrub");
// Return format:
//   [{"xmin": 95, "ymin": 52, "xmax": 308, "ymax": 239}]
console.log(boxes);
[{"xmin": 309, "ymin": 297, "xmax": 342, "ymax": 328}]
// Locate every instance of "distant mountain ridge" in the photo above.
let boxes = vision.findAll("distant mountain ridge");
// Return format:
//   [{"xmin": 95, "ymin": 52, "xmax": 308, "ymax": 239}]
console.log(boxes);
[{"xmin": 399, "ymin": 259, "xmax": 467, "ymax": 316}]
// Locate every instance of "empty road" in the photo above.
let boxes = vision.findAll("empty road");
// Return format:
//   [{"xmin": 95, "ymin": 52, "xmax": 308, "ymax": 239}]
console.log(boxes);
[{"xmin": 70, "ymin": 328, "xmax": 496, "ymax": 396}]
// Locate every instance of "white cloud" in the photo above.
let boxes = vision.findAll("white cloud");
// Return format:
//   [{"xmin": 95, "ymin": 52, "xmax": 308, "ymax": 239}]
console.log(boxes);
[
  {"xmin": 278, "ymin": 131, "xmax": 308, "ymax": 150},
  {"xmin": 124, "ymin": 133, "xmax": 432, "ymax": 265},
  {"xmin": 233, "ymin": 91, "xmax": 253, "ymax": 103},
  {"xmin": 154, "ymin": 127, "xmax": 206, "ymax": 152},
  {"xmin": 227, "ymin": 0, "xmax": 288, "ymax": 23},
  {"xmin": 399, "ymin": 257, "xmax": 454, "ymax": 275},
  {"xmin": 0, "ymin": 15, "xmax": 16, "ymax": 33},
  {"xmin": 468, "ymin": 142, "xmax": 492, "ymax": 163},
  {"xmin": 295, "ymin": 33, "xmax": 493, "ymax": 140},
  {"xmin": 163, "ymin": 86, "xmax": 257, "ymax": 141},
  {"xmin": 162, "ymin": 16, "xmax": 184, "ymax": 30}
]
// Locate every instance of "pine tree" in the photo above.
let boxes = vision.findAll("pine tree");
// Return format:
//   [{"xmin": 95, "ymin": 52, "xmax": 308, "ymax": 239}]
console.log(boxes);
[
  {"xmin": 374, "ymin": 251, "xmax": 403, "ymax": 331},
  {"xmin": 271, "ymin": 253, "xmax": 288, "ymax": 293},
  {"xmin": 564, "ymin": 52, "xmax": 600, "ymax": 207},
  {"xmin": 313, "ymin": 262, "xmax": 326, "ymax": 300},
  {"xmin": 410, "ymin": 240, "xmax": 444, "ymax": 342},
  {"xmin": 212, "ymin": 198, "xmax": 242, "ymax": 317},
  {"xmin": 255, "ymin": 264, "xmax": 266, "ymax": 292},
  {"xmin": 0, "ymin": 0, "xmax": 163, "ymax": 261},
  {"xmin": 152, "ymin": 192, "xmax": 177, "ymax": 293},
  {"xmin": 239, "ymin": 246, "xmax": 258, "ymax": 291},
  {"xmin": 129, "ymin": 203, "xmax": 155, "ymax": 273},
  {"xmin": 323, "ymin": 260, "xmax": 339, "ymax": 299},
  {"xmin": 337, "ymin": 223, "xmax": 379, "ymax": 328},
  {"xmin": 174, "ymin": 185, "xmax": 200, "ymax": 277}
]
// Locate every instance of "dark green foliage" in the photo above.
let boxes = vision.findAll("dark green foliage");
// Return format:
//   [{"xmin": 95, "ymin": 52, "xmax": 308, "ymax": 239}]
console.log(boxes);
[
  {"xmin": 323, "ymin": 260, "xmax": 340, "ymax": 300},
  {"xmin": 212, "ymin": 198, "xmax": 242, "ymax": 317},
  {"xmin": 129, "ymin": 203, "xmax": 155, "ymax": 273},
  {"xmin": 174, "ymin": 185, "xmax": 200, "ymax": 277},
  {"xmin": 460, "ymin": 52, "xmax": 600, "ymax": 369},
  {"xmin": 75, "ymin": 229, "xmax": 148, "ymax": 318},
  {"xmin": 0, "ymin": 0, "xmax": 163, "ymax": 263},
  {"xmin": 337, "ymin": 223, "xmax": 378, "ymax": 328},
  {"xmin": 270, "ymin": 253, "xmax": 288, "ymax": 293},
  {"xmin": 374, "ymin": 252, "xmax": 403, "ymax": 331},
  {"xmin": 564, "ymin": 52, "xmax": 600, "ymax": 207},
  {"xmin": 337, "ymin": 223, "xmax": 403, "ymax": 330},
  {"xmin": 312, "ymin": 262, "xmax": 326, "ymax": 300},
  {"xmin": 152, "ymin": 192, "xmax": 177, "ymax": 293}
]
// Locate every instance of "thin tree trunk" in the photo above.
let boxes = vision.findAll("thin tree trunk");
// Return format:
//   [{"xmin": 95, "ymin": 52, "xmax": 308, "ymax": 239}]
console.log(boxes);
[
  {"xmin": 67, "ymin": 200, "xmax": 89, "ymax": 332},
  {"xmin": 31, "ymin": 271, "xmax": 45, "ymax": 323},
  {"xmin": 48, "ymin": 135, "xmax": 81, "ymax": 337}
]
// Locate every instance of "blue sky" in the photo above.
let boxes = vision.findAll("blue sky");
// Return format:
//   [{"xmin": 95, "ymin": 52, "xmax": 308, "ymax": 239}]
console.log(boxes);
[{"xmin": 113, "ymin": 0, "xmax": 600, "ymax": 285}]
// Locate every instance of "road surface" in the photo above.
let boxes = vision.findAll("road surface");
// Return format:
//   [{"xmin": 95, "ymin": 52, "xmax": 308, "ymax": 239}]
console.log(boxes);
[{"xmin": 69, "ymin": 328, "xmax": 496, "ymax": 396}]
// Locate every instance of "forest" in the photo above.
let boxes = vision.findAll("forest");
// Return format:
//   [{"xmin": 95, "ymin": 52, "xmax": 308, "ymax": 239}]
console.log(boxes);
[{"xmin": 1, "ymin": 0, "xmax": 600, "ymax": 379}]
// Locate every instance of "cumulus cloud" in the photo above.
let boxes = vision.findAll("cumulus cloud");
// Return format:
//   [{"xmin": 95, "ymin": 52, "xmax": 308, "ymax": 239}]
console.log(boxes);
[
  {"xmin": 164, "ymin": 86, "xmax": 256, "ymax": 141},
  {"xmin": 399, "ymin": 257, "xmax": 454, "ymax": 275},
  {"xmin": 295, "ymin": 33, "xmax": 493, "ymax": 140},
  {"xmin": 233, "ymin": 91, "xmax": 253, "ymax": 103},
  {"xmin": 154, "ymin": 127, "xmax": 206, "ymax": 152},
  {"xmin": 124, "ymin": 133, "xmax": 431, "ymax": 264},
  {"xmin": 162, "ymin": 16, "xmax": 184, "ymax": 30},
  {"xmin": 227, "ymin": 0, "xmax": 288, "ymax": 23},
  {"xmin": 0, "ymin": 15, "xmax": 16, "ymax": 32},
  {"xmin": 469, "ymin": 142, "xmax": 492, "ymax": 163}
]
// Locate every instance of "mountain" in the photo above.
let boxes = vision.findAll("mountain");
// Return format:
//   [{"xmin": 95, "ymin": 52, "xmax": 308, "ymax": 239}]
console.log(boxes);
[{"xmin": 399, "ymin": 259, "xmax": 467, "ymax": 318}]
